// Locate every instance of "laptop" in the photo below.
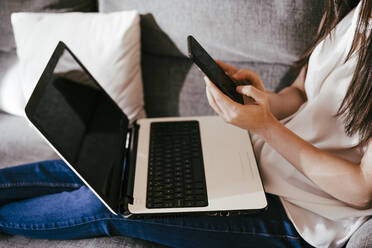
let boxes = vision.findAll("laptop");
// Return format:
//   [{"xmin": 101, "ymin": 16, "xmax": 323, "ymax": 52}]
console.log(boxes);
[{"xmin": 25, "ymin": 41, "xmax": 267, "ymax": 218}]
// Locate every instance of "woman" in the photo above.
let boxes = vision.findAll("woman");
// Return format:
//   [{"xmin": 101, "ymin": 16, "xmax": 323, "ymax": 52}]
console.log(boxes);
[{"xmin": 0, "ymin": 0, "xmax": 371, "ymax": 247}]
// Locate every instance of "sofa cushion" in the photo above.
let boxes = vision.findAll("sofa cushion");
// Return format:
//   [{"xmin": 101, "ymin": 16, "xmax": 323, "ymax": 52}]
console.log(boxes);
[
  {"xmin": 10, "ymin": 11, "xmax": 145, "ymax": 120},
  {"xmin": 0, "ymin": 229, "xmax": 166, "ymax": 248},
  {"xmin": 0, "ymin": 112, "xmax": 58, "ymax": 168},
  {"xmin": 99, "ymin": 0, "xmax": 323, "ymax": 64},
  {"xmin": 142, "ymin": 56, "xmax": 292, "ymax": 117}
]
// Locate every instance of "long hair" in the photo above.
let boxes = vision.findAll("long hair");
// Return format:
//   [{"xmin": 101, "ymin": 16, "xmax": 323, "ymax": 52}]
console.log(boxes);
[{"xmin": 296, "ymin": 0, "xmax": 371, "ymax": 146}]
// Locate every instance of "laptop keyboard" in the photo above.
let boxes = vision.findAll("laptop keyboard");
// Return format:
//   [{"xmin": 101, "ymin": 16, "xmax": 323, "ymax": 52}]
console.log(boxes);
[{"xmin": 146, "ymin": 121, "xmax": 208, "ymax": 209}]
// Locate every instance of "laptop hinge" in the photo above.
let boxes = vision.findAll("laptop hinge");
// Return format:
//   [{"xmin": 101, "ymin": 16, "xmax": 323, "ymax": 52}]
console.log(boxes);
[{"xmin": 119, "ymin": 121, "xmax": 139, "ymax": 212}]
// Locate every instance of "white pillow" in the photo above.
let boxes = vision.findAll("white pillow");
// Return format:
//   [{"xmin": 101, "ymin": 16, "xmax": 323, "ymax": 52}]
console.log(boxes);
[
  {"xmin": 0, "ymin": 61, "xmax": 26, "ymax": 116},
  {"xmin": 9, "ymin": 11, "xmax": 145, "ymax": 121}
]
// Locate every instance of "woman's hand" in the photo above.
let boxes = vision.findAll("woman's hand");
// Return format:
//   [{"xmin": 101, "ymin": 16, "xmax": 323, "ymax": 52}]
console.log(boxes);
[
  {"xmin": 216, "ymin": 60, "xmax": 308, "ymax": 120},
  {"xmin": 216, "ymin": 60, "xmax": 265, "ymax": 91},
  {"xmin": 204, "ymin": 76, "xmax": 277, "ymax": 137}
]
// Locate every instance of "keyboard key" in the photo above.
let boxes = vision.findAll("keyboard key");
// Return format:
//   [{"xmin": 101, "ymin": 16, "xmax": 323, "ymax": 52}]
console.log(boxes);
[
  {"xmin": 175, "ymin": 193, "xmax": 183, "ymax": 198},
  {"xmin": 185, "ymin": 184, "xmax": 193, "ymax": 189},
  {"xmin": 185, "ymin": 190, "xmax": 193, "ymax": 195},
  {"xmin": 164, "ymin": 173, "xmax": 173, "ymax": 178},
  {"xmin": 163, "ymin": 202, "xmax": 174, "ymax": 208},
  {"xmin": 175, "ymin": 199, "xmax": 183, "ymax": 207},
  {"xmin": 185, "ymin": 196, "xmax": 194, "ymax": 201},
  {"xmin": 175, "ymin": 171, "xmax": 182, "ymax": 176},
  {"xmin": 164, "ymin": 195, "xmax": 173, "ymax": 200},
  {"xmin": 153, "ymin": 176, "xmax": 162, "ymax": 182},
  {"xmin": 154, "ymin": 186, "xmax": 164, "ymax": 192},
  {"xmin": 193, "ymin": 189, "xmax": 205, "ymax": 195},
  {"xmin": 154, "ymin": 192, "xmax": 163, "ymax": 197},
  {"xmin": 194, "ymin": 201, "xmax": 208, "ymax": 207},
  {"xmin": 185, "ymin": 179, "xmax": 192, "ymax": 184},
  {"xmin": 195, "ymin": 195, "xmax": 206, "ymax": 200},
  {"xmin": 164, "ymin": 183, "xmax": 173, "ymax": 188},
  {"xmin": 164, "ymin": 189, "xmax": 174, "ymax": 194},
  {"xmin": 193, "ymin": 182, "xmax": 204, "ymax": 189},
  {"xmin": 192, "ymin": 158, "xmax": 203, "ymax": 182}
]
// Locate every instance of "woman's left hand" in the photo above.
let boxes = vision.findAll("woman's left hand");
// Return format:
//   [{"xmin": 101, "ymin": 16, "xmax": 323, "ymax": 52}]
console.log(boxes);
[{"xmin": 204, "ymin": 76, "xmax": 277, "ymax": 136}]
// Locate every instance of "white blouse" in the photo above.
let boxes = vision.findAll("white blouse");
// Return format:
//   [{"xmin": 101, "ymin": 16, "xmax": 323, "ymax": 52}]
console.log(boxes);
[{"xmin": 252, "ymin": 2, "xmax": 372, "ymax": 247}]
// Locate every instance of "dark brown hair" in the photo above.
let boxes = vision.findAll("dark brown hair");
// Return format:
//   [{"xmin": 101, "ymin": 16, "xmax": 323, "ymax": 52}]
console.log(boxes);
[{"xmin": 296, "ymin": 0, "xmax": 371, "ymax": 146}]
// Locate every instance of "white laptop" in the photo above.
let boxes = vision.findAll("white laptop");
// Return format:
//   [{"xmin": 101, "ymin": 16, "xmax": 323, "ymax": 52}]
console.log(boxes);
[{"xmin": 25, "ymin": 42, "xmax": 267, "ymax": 218}]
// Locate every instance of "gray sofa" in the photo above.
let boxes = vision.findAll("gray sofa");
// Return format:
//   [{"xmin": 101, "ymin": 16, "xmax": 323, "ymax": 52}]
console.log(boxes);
[{"xmin": 0, "ymin": 0, "xmax": 370, "ymax": 247}]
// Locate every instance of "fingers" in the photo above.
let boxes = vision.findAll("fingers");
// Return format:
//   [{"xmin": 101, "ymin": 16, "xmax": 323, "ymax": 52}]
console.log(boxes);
[
  {"xmin": 204, "ymin": 76, "xmax": 242, "ymax": 116},
  {"xmin": 205, "ymin": 79, "xmax": 223, "ymax": 115},
  {"xmin": 242, "ymin": 95, "xmax": 257, "ymax": 105},
  {"xmin": 236, "ymin": 85, "xmax": 266, "ymax": 104},
  {"xmin": 215, "ymin": 62, "xmax": 264, "ymax": 90},
  {"xmin": 216, "ymin": 60, "xmax": 238, "ymax": 75},
  {"xmin": 232, "ymin": 69, "xmax": 259, "ymax": 82},
  {"xmin": 205, "ymin": 77, "xmax": 241, "ymax": 108},
  {"xmin": 231, "ymin": 69, "xmax": 251, "ymax": 81},
  {"xmin": 231, "ymin": 69, "xmax": 264, "ymax": 90}
]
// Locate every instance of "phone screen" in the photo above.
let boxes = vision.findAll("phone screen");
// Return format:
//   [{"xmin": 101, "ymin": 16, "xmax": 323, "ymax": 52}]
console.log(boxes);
[{"xmin": 188, "ymin": 36, "xmax": 243, "ymax": 104}]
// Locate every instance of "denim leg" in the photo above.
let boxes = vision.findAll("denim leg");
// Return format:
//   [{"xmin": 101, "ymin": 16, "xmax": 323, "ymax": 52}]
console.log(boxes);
[
  {"xmin": 0, "ymin": 160, "xmax": 83, "ymax": 206},
  {"xmin": 0, "ymin": 181, "xmax": 312, "ymax": 248}
]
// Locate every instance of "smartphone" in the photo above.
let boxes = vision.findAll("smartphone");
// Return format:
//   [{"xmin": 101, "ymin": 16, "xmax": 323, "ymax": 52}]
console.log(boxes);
[{"xmin": 187, "ymin": 35, "xmax": 244, "ymax": 104}]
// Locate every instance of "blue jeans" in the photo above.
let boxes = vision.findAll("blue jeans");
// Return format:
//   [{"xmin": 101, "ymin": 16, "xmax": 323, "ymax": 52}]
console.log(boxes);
[{"xmin": 0, "ymin": 160, "xmax": 311, "ymax": 248}]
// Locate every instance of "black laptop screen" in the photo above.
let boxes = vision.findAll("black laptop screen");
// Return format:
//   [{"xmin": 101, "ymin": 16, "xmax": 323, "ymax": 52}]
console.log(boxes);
[{"xmin": 25, "ymin": 42, "xmax": 129, "ymax": 212}]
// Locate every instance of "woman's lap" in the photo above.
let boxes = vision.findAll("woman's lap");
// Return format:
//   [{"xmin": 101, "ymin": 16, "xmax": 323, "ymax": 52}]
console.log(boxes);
[{"xmin": 0, "ymin": 160, "xmax": 310, "ymax": 248}]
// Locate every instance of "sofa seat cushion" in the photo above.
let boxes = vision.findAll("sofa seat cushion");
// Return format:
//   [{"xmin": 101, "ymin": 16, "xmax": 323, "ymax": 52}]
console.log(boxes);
[
  {"xmin": 0, "ymin": 232, "xmax": 166, "ymax": 248},
  {"xmin": 0, "ymin": 112, "xmax": 58, "ymax": 168}
]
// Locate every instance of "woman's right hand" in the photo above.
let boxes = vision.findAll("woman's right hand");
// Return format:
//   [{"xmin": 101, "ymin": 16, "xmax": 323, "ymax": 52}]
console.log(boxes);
[
  {"xmin": 214, "ymin": 60, "xmax": 308, "ymax": 121},
  {"xmin": 216, "ymin": 60, "xmax": 266, "ymax": 92}
]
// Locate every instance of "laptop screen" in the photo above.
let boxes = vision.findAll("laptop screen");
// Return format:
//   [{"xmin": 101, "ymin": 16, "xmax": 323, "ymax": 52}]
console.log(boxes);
[{"xmin": 25, "ymin": 42, "xmax": 129, "ymax": 212}]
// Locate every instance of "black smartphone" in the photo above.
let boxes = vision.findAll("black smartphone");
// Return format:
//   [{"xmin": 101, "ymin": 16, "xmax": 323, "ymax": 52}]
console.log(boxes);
[{"xmin": 187, "ymin": 35, "xmax": 244, "ymax": 104}]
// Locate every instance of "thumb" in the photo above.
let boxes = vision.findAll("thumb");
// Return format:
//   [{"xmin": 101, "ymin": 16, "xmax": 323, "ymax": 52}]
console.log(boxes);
[{"xmin": 236, "ymin": 85, "xmax": 266, "ymax": 104}]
